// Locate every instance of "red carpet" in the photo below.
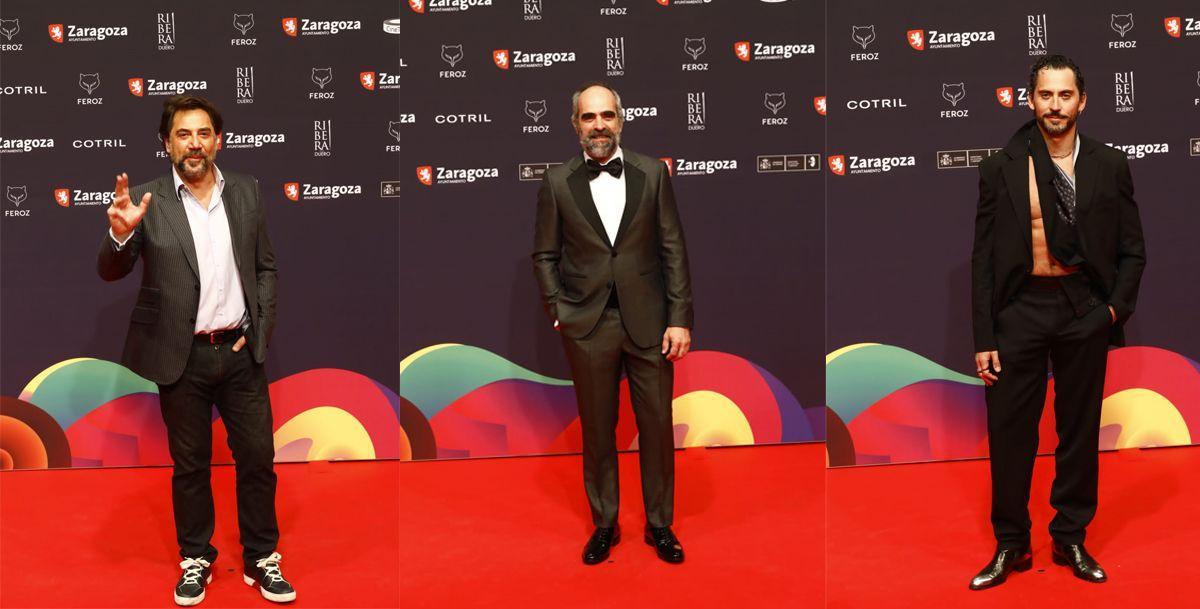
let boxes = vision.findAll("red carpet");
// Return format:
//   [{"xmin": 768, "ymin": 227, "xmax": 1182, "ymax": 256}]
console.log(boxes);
[
  {"xmin": 827, "ymin": 446, "xmax": 1199, "ymax": 608},
  {"xmin": 399, "ymin": 443, "xmax": 825, "ymax": 609},
  {"xmin": 0, "ymin": 461, "xmax": 399, "ymax": 608}
]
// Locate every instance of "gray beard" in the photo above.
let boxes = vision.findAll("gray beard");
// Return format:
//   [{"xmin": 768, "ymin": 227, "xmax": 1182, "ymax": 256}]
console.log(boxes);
[
  {"xmin": 581, "ymin": 133, "xmax": 618, "ymax": 159},
  {"xmin": 174, "ymin": 155, "xmax": 211, "ymax": 179}
]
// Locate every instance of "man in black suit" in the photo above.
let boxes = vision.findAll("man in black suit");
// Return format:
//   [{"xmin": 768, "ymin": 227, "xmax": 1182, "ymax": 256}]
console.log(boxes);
[
  {"xmin": 98, "ymin": 95, "xmax": 295, "ymax": 605},
  {"xmin": 969, "ymin": 55, "xmax": 1146, "ymax": 589},
  {"xmin": 532, "ymin": 82, "xmax": 694, "ymax": 565}
]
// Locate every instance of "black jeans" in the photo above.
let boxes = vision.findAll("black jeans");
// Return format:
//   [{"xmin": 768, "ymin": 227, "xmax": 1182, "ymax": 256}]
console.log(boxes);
[
  {"xmin": 158, "ymin": 337, "xmax": 279, "ymax": 570},
  {"xmin": 986, "ymin": 276, "xmax": 1111, "ymax": 549}
]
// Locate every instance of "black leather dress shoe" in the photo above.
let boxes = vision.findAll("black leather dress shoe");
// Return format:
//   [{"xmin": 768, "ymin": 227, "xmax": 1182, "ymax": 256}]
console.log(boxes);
[
  {"xmin": 968, "ymin": 547, "xmax": 1032, "ymax": 590},
  {"xmin": 644, "ymin": 526, "xmax": 684, "ymax": 564},
  {"xmin": 1052, "ymin": 543, "xmax": 1107, "ymax": 583},
  {"xmin": 582, "ymin": 526, "xmax": 619, "ymax": 565}
]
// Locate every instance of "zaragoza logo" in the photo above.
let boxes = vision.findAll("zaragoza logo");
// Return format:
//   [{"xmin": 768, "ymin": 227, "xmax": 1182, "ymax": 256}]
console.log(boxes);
[
  {"xmin": 493, "ymin": 49, "xmax": 509, "ymax": 69},
  {"xmin": 283, "ymin": 182, "xmax": 300, "ymax": 201},
  {"xmin": 996, "ymin": 87, "xmax": 1015, "ymax": 108},
  {"xmin": 48, "ymin": 23, "xmax": 64, "ymax": 43},
  {"xmin": 409, "ymin": 0, "xmax": 426, "ymax": 13},
  {"xmin": 417, "ymin": 165, "xmax": 433, "ymax": 186},
  {"xmin": 813, "ymin": 96, "xmax": 827, "ymax": 115},
  {"xmin": 54, "ymin": 188, "xmax": 70, "ymax": 207},
  {"xmin": 282, "ymin": 17, "xmax": 298, "ymax": 37},
  {"xmin": 907, "ymin": 29, "xmax": 925, "ymax": 50},
  {"xmin": 128, "ymin": 78, "xmax": 144, "ymax": 97},
  {"xmin": 734, "ymin": 41, "xmax": 751, "ymax": 61},
  {"xmin": 828, "ymin": 154, "xmax": 846, "ymax": 175}
]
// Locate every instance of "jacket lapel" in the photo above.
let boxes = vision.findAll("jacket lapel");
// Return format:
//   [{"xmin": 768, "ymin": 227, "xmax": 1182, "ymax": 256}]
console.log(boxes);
[
  {"xmin": 612, "ymin": 157, "xmax": 644, "ymax": 249},
  {"xmin": 566, "ymin": 157, "xmax": 613, "ymax": 249},
  {"xmin": 221, "ymin": 174, "xmax": 246, "ymax": 273},
  {"xmin": 1000, "ymin": 149, "xmax": 1033, "ymax": 253},
  {"xmin": 1073, "ymin": 137, "xmax": 1100, "ymax": 219},
  {"xmin": 155, "ymin": 178, "xmax": 200, "ymax": 279}
]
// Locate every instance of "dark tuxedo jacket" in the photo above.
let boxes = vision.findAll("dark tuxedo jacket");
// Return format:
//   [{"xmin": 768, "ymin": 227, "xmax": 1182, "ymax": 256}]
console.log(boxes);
[
  {"xmin": 532, "ymin": 149, "xmax": 693, "ymax": 348},
  {"xmin": 971, "ymin": 125, "xmax": 1146, "ymax": 352},
  {"xmin": 97, "ymin": 170, "xmax": 278, "ymax": 385}
]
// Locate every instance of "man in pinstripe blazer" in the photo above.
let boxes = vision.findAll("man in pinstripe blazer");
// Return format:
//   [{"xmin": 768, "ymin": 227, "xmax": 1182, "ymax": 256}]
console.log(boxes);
[{"xmin": 97, "ymin": 96, "xmax": 295, "ymax": 606}]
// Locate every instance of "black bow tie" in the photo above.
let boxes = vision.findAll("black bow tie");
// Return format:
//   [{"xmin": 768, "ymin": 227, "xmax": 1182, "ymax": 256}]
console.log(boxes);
[{"xmin": 586, "ymin": 157, "xmax": 623, "ymax": 180}]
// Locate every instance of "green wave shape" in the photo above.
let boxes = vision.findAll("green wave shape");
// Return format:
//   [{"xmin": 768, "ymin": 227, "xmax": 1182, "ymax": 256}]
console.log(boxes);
[
  {"xmin": 24, "ymin": 359, "xmax": 157, "ymax": 430},
  {"xmin": 400, "ymin": 344, "xmax": 572, "ymax": 419},
  {"xmin": 826, "ymin": 344, "xmax": 981, "ymax": 424}
]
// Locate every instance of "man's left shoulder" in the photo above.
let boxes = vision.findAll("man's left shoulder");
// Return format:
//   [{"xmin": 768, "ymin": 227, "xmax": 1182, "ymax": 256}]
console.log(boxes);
[
  {"xmin": 623, "ymin": 149, "xmax": 666, "ymax": 177},
  {"xmin": 1081, "ymin": 134, "xmax": 1128, "ymax": 169},
  {"xmin": 222, "ymin": 169, "xmax": 260, "ymax": 189}
]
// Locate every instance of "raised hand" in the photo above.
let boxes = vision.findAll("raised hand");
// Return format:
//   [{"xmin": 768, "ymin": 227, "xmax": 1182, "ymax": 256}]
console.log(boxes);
[{"xmin": 107, "ymin": 173, "xmax": 152, "ymax": 240}]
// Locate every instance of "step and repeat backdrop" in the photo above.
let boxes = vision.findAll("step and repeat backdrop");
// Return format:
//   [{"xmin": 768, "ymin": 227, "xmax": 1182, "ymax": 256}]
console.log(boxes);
[
  {"xmin": 399, "ymin": 0, "xmax": 826, "ymax": 460},
  {"xmin": 825, "ymin": 0, "xmax": 1200, "ymax": 466},
  {"xmin": 0, "ymin": 0, "xmax": 402, "ymax": 469}
]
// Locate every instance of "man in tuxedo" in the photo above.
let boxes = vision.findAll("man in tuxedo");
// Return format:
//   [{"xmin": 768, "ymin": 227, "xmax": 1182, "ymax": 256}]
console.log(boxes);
[
  {"xmin": 532, "ymin": 82, "xmax": 694, "ymax": 565},
  {"xmin": 969, "ymin": 55, "xmax": 1146, "ymax": 589},
  {"xmin": 98, "ymin": 95, "xmax": 296, "ymax": 605}
]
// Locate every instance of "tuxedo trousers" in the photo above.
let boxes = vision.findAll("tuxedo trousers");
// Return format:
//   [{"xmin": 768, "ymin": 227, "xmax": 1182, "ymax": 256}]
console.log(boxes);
[
  {"xmin": 986, "ymin": 275, "xmax": 1111, "ymax": 549},
  {"xmin": 561, "ymin": 306, "xmax": 675, "ymax": 528},
  {"xmin": 157, "ymin": 337, "xmax": 280, "ymax": 570}
]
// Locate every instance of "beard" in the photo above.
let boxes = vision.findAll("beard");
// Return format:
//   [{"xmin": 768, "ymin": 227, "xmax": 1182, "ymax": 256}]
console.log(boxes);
[
  {"xmin": 172, "ymin": 150, "xmax": 214, "ymax": 180},
  {"xmin": 1038, "ymin": 110, "xmax": 1076, "ymax": 136},
  {"xmin": 580, "ymin": 128, "xmax": 620, "ymax": 160}
]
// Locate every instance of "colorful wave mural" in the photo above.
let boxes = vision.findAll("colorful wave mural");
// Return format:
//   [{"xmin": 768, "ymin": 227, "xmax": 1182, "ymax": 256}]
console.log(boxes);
[
  {"xmin": 1, "ymin": 358, "xmax": 404, "ymax": 469},
  {"xmin": 826, "ymin": 344, "xmax": 1200, "ymax": 466},
  {"xmin": 1, "ymin": 345, "xmax": 815, "ymax": 469},
  {"xmin": 400, "ymin": 344, "xmax": 819, "ymax": 459}
]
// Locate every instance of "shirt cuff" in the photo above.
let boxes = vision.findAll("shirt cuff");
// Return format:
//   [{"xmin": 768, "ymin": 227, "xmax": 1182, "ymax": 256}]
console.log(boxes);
[{"xmin": 109, "ymin": 227, "xmax": 133, "ymax": 250}]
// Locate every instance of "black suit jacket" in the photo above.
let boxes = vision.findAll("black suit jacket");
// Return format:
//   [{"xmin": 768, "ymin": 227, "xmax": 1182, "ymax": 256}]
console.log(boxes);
[
  {"xmin": 532, "ymin": 149, "xmax": 693, "ymax": 348},
  {"xmin": 97, "ymin": 170, "xmax": 278, "ymax": 385},
  {"xmin": 972, "ymin": 124, "xmax": 1146, "ymax": 352}
]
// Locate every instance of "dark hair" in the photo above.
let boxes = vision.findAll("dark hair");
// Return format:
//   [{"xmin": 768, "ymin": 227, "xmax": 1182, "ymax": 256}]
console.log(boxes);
[
  {"xmin": 1028, "ymin": 54, "xmax": 1085, "ymax": 95},
  {"xmin": 570, "ymin": 81, "xmax": 623, "ymax": 123},
  {"xmin": 158, "ymin": 95, "xmax": 223, "ymax": 143}
]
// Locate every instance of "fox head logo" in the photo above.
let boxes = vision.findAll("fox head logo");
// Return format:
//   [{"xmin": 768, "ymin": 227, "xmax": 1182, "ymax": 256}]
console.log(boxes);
[
  {"xmin": 1111, "ymin": 14, "xmax": 1134, "ymax": 37},
  {"xmin": 764, "ymin": 93, "xmax": 786, "ymax": 115},
  {"xmin": 733, "ymin": 41, "xmax": 751, "ymax": 62},
  {"xmin": 851, "ymin": 25, "xmax": 875, "ymax": 49},
  {"xmin": 828, "ymin": 155, "xmax": 846, "ymax": 176},
  {"xmin": 6, "ymin": 186, "xmax": 27, "ymax": 207},
  {"xmin": 0, "ymin": 19, "xmax": 19, "ymax": 41},
  {"xmin": 360, "ymin": 71, "xmax": 376, "ymax": 90},
  {"xmin": 1164, "ymin": 17, "xmax": 1181, "ymax": 38},
  {"xmin": 942, "ymin": 83, "xmax": 966, "ymax": 107},
  {"xmin": 995, "ymin": 87, "xmax": 1014, "ymax": 108},
  {"xmin": 282, "ymin": 17, "xmax": 298, "ymax": 37},
  {"xmin": 683, "ymin": 37, "xmax": 706, "ymax": 60},
  {"xmin": 524, "ymin": 100, "xmax": 547, "ymax": 122},
  {"xmin": 233, "ymin": 14, "xmax": 255, "ymax": 35},
  {"xmin": 441, "ymin": 44, "xmax": 463, "ymax": 67},
  {"xmin": 493, "ymin": 49, "xmax": 510, "ymax": 69},
  {"xmin": 283, "ymin": 182, "xmax": 300, "ymax": 201},
  {"xmin": 128, "ymin": 78, "xmax": 144, "ymax": 97},
  {"xmin": 312, "ymin": 68, "xmax": 332, "ymax": 89},
  {"xmin": 907, "ymin": 29, "xmax": 925, "ymax": 50},
  {"xmin": 659, "ymin": 158, "xmax": 673, "ymax": 176},
  {"xmin": 813, "ymin": 96, "xmax": 827, "ymax": 116},
  {"xmin": 409, "ymin": 0, "xmax": 426, "ymax": 13},
  {"xmin": 79, "ymin": 73, "xmax": 100, "ymax": 95},
  {"xmin": 54, "ymin": 188, "xmax": 71, "ymax": 207},
  {"xmin": 48, "ymin": 23, "xmax": 64, "ymax": 43},
  {"xmin": 416, "ymin": 166, "xmax": 433, "ymax": 186},
  {"xmin": 388, "ymin": 121, "xmax": 402, "ymax": 142}
]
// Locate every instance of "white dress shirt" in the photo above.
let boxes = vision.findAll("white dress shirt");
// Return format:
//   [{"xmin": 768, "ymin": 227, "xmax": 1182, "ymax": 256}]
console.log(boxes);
[
  {"xmin": 586, "ymin": 147, "xmax": 626, "ymax": 245},
  {"xmin": 111, "ymin": 165, "xmax": 246, "ymax": 334}
]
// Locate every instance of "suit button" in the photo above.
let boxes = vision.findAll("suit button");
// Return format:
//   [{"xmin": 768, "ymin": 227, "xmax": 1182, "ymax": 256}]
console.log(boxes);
[{"xmin": 611, "ymin": 252, "xmax": 617, "ymax": 258}]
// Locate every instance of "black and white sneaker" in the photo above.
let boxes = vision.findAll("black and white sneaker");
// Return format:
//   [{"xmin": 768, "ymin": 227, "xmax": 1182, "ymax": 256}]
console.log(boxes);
[
  {"xmin": 174, "ymin": 557, "xmax": 212, "ymax": 606},
  {"xmin": 243, "ymin": 552, "xmax": 296, "ymax": 603}
]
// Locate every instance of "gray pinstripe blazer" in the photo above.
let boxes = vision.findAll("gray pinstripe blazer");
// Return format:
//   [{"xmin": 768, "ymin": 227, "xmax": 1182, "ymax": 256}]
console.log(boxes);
[{"xmin": 97, "ymin": 170, "xmax": 278, "ymax": 385}]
